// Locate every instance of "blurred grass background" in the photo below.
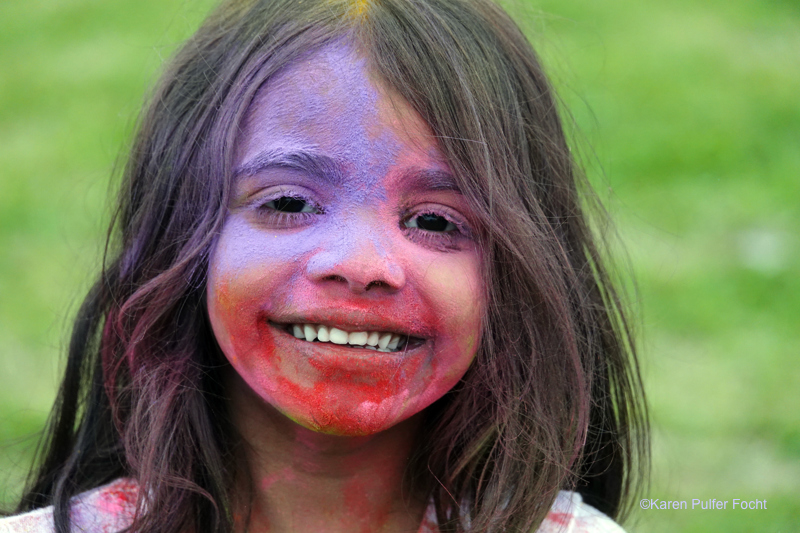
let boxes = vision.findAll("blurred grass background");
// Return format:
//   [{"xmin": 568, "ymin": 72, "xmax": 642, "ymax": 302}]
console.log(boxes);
[{"xmin": 1, "ymin": 0, "xmax": 798, "ymax": 530}]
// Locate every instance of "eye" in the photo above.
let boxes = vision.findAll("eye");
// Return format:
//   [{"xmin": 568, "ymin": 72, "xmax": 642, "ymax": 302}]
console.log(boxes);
[
  {"xmin": 250, "ymin": 190, "xmax": 323, "ymax": 229},
  {"xmin": 403, "ymin": 212, "xmax": 457, "ymax": 232},
  {"xmin": 263, "ymin": 196, "xmax": 317, "ymax": 213},
  {"xmin": 401, "ymin": 204, "xmax": 473, "ymax": 251}
]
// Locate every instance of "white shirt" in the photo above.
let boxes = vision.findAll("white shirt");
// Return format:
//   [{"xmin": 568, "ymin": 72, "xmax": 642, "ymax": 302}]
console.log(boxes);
[{"xmin": 1, "ymin": 478, "xmax": 626, "ymax": 532}]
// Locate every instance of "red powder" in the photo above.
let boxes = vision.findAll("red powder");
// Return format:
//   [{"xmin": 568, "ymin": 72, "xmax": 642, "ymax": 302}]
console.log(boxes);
[{"xmin": 547, "ymin": 511, "xmax": 572, "ymax": 526}]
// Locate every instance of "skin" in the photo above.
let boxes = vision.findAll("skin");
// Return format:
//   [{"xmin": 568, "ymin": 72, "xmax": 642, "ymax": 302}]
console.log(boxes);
[{"xmin": 207, "ymin": 41, "xmax": 485, "ymax": 532}]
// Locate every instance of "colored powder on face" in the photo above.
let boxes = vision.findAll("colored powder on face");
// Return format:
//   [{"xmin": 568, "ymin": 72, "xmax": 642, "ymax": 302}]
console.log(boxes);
[{"xmin": 207, "ymin": 40, "xmax": 485, "ymax": 438}]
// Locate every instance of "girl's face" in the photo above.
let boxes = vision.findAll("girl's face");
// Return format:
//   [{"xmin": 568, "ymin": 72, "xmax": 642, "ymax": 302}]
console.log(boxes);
[{"xmin": 207, "ymin": 42, "xmax": 484, "ymax": 436}]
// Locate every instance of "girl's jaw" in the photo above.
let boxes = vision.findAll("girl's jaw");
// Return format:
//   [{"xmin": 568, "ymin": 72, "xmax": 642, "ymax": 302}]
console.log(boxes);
[{"xmin": 206, "ymin": 41, "xmax": 485, "ymax": 436}]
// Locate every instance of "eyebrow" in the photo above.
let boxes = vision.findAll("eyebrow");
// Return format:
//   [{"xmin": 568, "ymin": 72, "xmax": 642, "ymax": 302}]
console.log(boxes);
[
  {"xmin": 232, "ymin": 149, "xmax": 345, "ymax": 186},
  {"xmin": 399, "ymin": 167, "xmax": 462, "ymax": 194},
  {"xmin": 233, "ymin": 149, "xmax": 461, "ymax": 193}
]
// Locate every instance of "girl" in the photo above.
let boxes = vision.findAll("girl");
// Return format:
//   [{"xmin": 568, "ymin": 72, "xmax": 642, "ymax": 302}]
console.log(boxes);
[{"xmin": 2, "ymin": 0, "xmax": 648, "ymax": 531}]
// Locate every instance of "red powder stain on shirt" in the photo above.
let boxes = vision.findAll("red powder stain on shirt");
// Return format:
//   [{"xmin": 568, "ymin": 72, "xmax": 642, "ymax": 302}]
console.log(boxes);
[
  {"xmin": 546, "ymin": 511, "xmax": 572, "ymax": 526},
  {"xmin": 93, "ymin": 478, "xmax": 139, "ymax": 517},
  {"xmin": 69, "ymin": 478, "xmax": 139, "ymax": 533}
]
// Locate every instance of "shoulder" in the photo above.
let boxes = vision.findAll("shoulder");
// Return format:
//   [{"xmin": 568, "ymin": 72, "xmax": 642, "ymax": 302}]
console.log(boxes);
[
  {"xmin": 0, "ymin": 478, "xmax": 138, "ymax": 533},
  {"xmin": 537, "ymin": 491, "xmax": 626, "ymax": 533}
]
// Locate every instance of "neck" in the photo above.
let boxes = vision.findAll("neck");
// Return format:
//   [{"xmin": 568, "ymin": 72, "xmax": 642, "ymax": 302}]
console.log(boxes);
[{"xmin": 227, "ymin": 372, "xmax": 427, "ymax": 533}]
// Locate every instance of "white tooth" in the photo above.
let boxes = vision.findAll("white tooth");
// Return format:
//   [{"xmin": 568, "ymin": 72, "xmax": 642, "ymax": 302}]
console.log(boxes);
[
  {"xmin": 377, "ymin": 348, "xmax": 391, "ymax": 353},
  {"xmin": 378, "ymin": 333, "xmax": 392, "ymax": 349},
  {"xmin": 317, "ymin": 325, "xmax": 330, "ymax": 342},
  {"xmin": 366, "ymin": 331, "xmax": 380, "ymax": 346},
  {"xmin": 387, "ymin": 334, "xmax": 400, "ymax": 350},
  {"xmin": 303, "ymin": 324, "xmax": 317, "ymax": 342},
  {"xmin": 329, "ymin": 327, "xmax": 348, "ymax": 344},
  {"xmin": 348, "ymin": 331, "xmax": 368, "ymax": 345},
  {"xmin": 292, "ymin": 324, "xmax": 304, "ymax": 339},
  {"xmin": 365, "ymin": 345, "xmax": 377, "ymax": 351}
]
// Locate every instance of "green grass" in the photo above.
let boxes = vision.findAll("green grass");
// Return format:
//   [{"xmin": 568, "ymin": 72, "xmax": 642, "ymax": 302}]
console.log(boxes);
[
  {"xmin": 2, "ymin": 0, "xmax": 799, "ymax": 529},
  {"xmin": 523, "ymin": 0, "xmax": 800, "ymax": 530}
]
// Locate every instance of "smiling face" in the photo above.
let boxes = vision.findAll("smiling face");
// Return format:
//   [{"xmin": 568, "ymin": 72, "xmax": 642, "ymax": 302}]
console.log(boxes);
[{"xmin": 206, "ymin": 42, "xmax": 485, "ymax": 436}]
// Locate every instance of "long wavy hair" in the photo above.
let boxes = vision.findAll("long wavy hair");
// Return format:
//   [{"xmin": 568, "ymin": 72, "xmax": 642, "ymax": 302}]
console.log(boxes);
[{"xmin": 15, "ymin": 0, "xmax": 648, "ymax": 531}]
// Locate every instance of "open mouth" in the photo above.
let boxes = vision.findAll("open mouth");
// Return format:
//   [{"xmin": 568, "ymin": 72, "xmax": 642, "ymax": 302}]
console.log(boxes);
[{"xmin": 275, "ymin": 322, "xmax": 425, "ymax": 353}]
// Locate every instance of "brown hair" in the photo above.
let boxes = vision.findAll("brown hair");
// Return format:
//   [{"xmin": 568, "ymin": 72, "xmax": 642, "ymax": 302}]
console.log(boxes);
[{"xmin": 17, "ymin": 1, "xmax": 647, "ymax": 531}]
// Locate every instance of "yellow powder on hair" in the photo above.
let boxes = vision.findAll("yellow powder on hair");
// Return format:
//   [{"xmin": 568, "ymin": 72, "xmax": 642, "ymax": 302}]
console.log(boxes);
[{"xmin": 345, "ymin": 0, "xmax": 372, "ymax": 18}]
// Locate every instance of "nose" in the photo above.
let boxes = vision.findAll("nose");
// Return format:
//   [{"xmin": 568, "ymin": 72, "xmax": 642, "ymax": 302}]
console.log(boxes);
[{"xmin": 305, "ymin": 222, "xmax": 405, "ymax": 294}]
